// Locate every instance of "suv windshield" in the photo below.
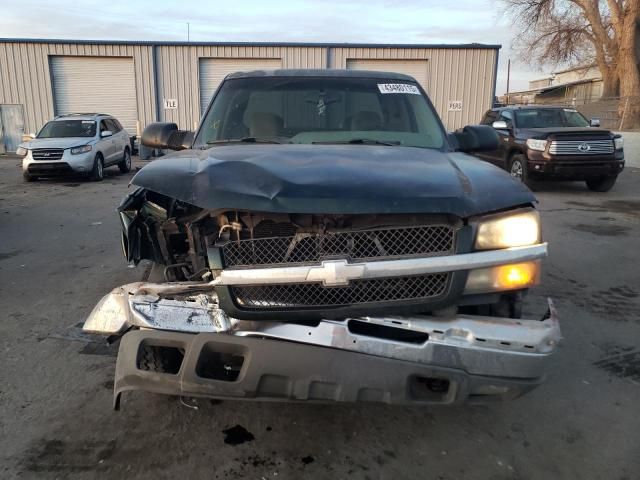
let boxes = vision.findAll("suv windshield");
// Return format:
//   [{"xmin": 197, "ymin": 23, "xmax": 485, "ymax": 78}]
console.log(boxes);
[
  {"xmin": 195, "ymin": 76, "xmax": 445, "ymax": 149},
  {"xmin": 38, "ymin": 120, "xmax": 97, "ymax": 138},
  {"xmin": 514, "ymin": 108, "xmax": 590, "ymax": 128}
]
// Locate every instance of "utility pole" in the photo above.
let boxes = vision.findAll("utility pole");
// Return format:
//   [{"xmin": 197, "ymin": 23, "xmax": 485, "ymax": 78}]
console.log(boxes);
[
  {"xmin": 187, "ymin": 23, "xmax": 190, "ymax": 42},
  {"xmin": 506, "ymin": 58, "xmax": 511, "ymax": 105}
]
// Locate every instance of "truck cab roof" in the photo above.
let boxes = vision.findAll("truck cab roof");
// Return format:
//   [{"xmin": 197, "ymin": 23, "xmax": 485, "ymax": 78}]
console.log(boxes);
[{"xmin": 225, "ymin": 68, "xmax": 417, "ymax": 82}]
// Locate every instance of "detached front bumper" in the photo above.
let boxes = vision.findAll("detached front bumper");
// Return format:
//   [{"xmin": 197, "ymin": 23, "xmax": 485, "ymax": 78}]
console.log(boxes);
[
  {"xmin": 114, "ymin": 326, "xmax": 555, "ymax": 408},
  {"xmin": 84, "ymin": 283, "xmax": 561, "ymax": 408}
]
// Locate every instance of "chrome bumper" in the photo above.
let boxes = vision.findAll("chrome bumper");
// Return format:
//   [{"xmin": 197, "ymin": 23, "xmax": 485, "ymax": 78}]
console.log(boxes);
[
  {"xmin": 112, "ymin": 329, "xmax": 552, "ymax": 408},
  {"xmin": 84, "ymin": 282, "xmax": 561, "ymax": 396},
  {"xmin": 85, "ymin": 242, "xmax": 559, "ymax": 406},
  {"xmin": 217, "ymin": 243, "xmax": 548, "ymax": 286}
]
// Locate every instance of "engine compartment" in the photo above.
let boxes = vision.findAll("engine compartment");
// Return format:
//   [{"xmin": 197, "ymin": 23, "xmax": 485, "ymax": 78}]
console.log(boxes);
[{"xmin": 119, "ymin": 187, "xmax": 462, "ymax": 281}]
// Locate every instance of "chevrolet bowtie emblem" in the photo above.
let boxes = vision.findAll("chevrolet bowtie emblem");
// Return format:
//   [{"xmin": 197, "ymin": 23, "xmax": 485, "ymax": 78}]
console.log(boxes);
[{"xmin": 306, "ymin": 259, "xmax": 365, "ymax": 287}]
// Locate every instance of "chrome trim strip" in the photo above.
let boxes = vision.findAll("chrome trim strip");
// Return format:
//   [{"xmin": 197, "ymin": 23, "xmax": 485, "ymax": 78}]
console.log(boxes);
[
  {"xmin": 217, "ymin": 243, "xmax": 548, "ymax": 286},
  {"xmin": 548, "ymin": 140, "xmax": 614, "ymax": 155}
]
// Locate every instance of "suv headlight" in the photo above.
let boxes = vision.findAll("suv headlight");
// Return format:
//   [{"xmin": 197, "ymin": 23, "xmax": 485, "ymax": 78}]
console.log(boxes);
[
  {"xmin": 71, "ymin": 145, "xmax": 92, "ymax": 155},
  {"xmin": 614, "ymin": 136, "xmax": 624, "ymax": 150},
  {"xmin": 16, "ymin": 146, "xmax": 28, "ymax": 156},
  {"xmin": 475, "ymin": 209, "xmax": 541, "ymax": 250},
  {"xmin": 526, "ymin": 139, "xmax": 548, "ymax": 151}
]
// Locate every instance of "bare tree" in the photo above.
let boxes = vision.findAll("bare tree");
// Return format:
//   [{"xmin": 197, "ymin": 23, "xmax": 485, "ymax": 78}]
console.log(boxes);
[{"xmin": 505, "ymin": 0, "xmax": 640, "ymax": 128}]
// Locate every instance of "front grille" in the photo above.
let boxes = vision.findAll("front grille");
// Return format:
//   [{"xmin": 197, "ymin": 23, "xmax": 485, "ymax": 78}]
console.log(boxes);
[
  {"xmin": 548, "ymin": 140, "xmax": 614, "ymax": 155},
  {"xmin": 27, "ymin": 162, "xmax": 72, "ymax": 174},
  {"xmin": 231, "ymin": 273, "xmax": 450, "ymax": 309},
  {"xmin": 221, "ymin": 224, "xmax": 455, "ymax": 267},
  {"xmin": 32, "ymin": 148, "xmax": 64, "ymax": 161}
]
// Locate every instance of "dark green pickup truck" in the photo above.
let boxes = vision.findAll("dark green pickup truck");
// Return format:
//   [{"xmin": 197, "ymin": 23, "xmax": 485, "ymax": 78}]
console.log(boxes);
[{"xmin": 83, "ymin": 70, "xmax": 560, "ymax": 409}]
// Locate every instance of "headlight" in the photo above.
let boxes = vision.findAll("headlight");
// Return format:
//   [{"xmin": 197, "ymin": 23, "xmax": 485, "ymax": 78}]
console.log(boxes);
[
  {"xmin": 526, "ymin": 139, "xmax": 547, "ymax": 151},
  {"xmin": 71, "ymin": 145, "xmax": 92, "ymax": 155},
  {"xmin": 614, "ymin": 136, "xmax": 623, "ymax": 150},
  {"xmin": 464, "ymin": 261, "xmax": 540, "ymax": 294},
  {"xmin": 16, "ymin": 146, "xmax": 28, "ymax": 156},
  {"xmin": 475, "ymin": 209, "xmax": 541, "ymax": 250}
]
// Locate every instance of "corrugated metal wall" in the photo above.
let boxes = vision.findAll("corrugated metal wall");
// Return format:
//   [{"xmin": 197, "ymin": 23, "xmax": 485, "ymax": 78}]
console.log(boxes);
[
  {"xmin": 0, "ymin": 40, "xmax": 495, "ymax": 134},
  {"xmin": 0, "ymin": 41, "xmax": 156, "ymax": 134},
  {"xmin": 331, "ymin": 47, "xmax": 497, "ymax": 129},
  {"xmin": 155, "ymin": 45, "xmax": 326, "ymax": 129}
]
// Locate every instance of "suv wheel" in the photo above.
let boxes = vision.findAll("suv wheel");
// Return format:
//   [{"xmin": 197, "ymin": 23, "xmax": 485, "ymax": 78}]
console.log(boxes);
[
  {"xmin": 118, "ymin": 148, "xmax": 131, "ymax": 173},
  {"xmin": 90, "ymin": 154, "xmax": 104, "ymax": 181},
  {"xmin": 23, "ymin": 172, "xmax": 37, "ymax": 182},
  {"xmin": 586, "ymin": 175, "xmax": 617, "ymax": 192}
]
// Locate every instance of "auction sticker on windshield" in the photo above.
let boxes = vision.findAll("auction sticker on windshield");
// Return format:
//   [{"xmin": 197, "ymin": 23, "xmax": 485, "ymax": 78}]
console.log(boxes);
[{"xmin": 378, "ymin": 84, "xmax": 421, "ymax": 95}]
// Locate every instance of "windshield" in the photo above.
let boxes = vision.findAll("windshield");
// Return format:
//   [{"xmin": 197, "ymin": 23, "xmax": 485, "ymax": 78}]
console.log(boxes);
[
  {"xmin": 195, "ymin": 77, "xmax": 446, "ymax": 149},
  {"xmin": 514, "ymin": 108, "xmax": 590, "ymax": 128},
  {"xmin": 38, "ymin": 120, "xmax": 97, "ymax": 138}
]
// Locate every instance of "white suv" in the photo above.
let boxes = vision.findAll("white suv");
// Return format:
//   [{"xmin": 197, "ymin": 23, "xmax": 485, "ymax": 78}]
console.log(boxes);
[{"xmin": 18, "ymin": 113, "xmax": 132, "ymax": 182}]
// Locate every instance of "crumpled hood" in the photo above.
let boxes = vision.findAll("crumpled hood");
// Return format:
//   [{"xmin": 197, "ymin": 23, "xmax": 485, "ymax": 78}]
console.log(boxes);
[
  {"xmin": 23, "ymin": 137, "xmax": 94, "ymax": 149},
  {"xmin": 131, "ymin": 144, "xmax": 535, "ymax": 217}
]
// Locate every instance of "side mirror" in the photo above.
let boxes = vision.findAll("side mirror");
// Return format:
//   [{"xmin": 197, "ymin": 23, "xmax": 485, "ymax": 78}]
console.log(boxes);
[
  {"xmin": 22, "ymin": 133, "xmax": 36, "ymax": 142},
  {"xmin": 590, "ymin": 118, "xmax": 601, "ymax": 127},
  {"xmin": 141, "ymin": 122, "xmax": 194, "ymax": 151},
  {"xmin": 492, "ymin": 120, "xmax": 509, "ymax": 130},
  {"xmin": 101, "ymin": 130, "xmax": 113, "ymax": 138},
  {"xmin": 452, "ymin": 125, "xmax": 500, "ymax": 153}
]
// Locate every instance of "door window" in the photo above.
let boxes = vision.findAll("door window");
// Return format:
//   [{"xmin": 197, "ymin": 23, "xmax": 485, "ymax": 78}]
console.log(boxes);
[
  {"xmin": 106, "ymin": 118, "xmax": 122, "ymax": 133},
  {"xmin": 481, "ymin": 111, "xmax": 498, "ymax": 125},
  {"xmin": 499, "ymin": 110, "xmax": 514, "ymax": 128}
]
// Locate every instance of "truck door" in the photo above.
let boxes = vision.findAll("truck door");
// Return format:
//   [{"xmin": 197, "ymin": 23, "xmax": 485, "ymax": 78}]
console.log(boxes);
[{"xmin": 493, "ymin": 110, "xmax": 515, "ymax": 169}]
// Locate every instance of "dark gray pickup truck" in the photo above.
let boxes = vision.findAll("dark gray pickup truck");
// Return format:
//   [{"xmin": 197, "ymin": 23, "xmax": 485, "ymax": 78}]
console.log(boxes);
[
  {"xmin": 476, "ymin": 105, "xmax": 625, "ymax": 191},
  {"xmin": 84, "ymin": 70, "xmax": 560, "ymax": 408}
]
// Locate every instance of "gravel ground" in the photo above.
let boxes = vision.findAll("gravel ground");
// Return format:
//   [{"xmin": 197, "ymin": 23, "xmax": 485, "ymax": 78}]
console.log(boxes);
[{"xmin": 1, "ymin": 155, "xmax": 639, "ymax": 479}]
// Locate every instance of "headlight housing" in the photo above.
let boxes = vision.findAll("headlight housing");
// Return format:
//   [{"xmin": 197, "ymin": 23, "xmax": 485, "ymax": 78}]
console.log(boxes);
[
  {"xmin": 464, "ymin": 261, "xmax": 541, "ymax": 294},
  {"xmin": 16, "ymin": 146, "xmax": 28, "ymax": 156},
  {"xmin": 71, "ymin": 144, "xmax": 92, "ymax": 155},
  {"xmin": 614, "ymin": 136, "xmax": 624, "ymax": 150},
  {"xmin": 526, "ymin": 138, "xmax": 548, "ymax": 152},
  {"xmin": 475, "ymin": 209, "xmax": 541, "ymax": 250}
]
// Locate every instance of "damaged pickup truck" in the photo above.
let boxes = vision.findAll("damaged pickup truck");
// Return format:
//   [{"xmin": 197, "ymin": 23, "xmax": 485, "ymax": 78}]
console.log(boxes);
[{"xmin": 84, "ymin": 70, "xmax": 560, "ymax": 408}]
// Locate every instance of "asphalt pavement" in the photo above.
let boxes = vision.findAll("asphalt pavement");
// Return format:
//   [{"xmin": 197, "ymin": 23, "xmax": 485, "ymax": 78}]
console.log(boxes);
[{"xmin": 1, "ymin": 155, "xmax": 639, "ymax": 479}]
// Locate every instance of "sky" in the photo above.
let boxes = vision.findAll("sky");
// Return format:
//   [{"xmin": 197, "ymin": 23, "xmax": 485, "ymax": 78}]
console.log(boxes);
[{"xmin": 0, "ymin": 0, "xmax": 547, "ymax": 94}]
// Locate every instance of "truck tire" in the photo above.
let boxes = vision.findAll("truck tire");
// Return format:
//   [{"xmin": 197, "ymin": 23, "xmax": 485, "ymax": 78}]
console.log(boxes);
[
  {"xmin": 509, "ymin": 154, "xmax": 536, "ymax": 189},
  {"xmin": 90, "ymin": 154, "xmax": 104, "ymax": 181},
  {"xmin": 586, "ymin": 175, "xmax": 617, "ymax": 192}
]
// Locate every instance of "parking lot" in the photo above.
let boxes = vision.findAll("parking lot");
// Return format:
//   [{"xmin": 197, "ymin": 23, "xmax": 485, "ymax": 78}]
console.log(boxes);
[{"xmin": 1, "ymin": 156, "xmax": 639, "ymax": 479}]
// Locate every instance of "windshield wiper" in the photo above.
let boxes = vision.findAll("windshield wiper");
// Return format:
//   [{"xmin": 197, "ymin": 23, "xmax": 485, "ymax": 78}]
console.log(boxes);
[
  {"xmin": 312, "ymin": 138, "xmax": 400, "ymax": 146},
  {"xmin": 206, "ymin": 137, "xmax": 283, "ymax": 145}
]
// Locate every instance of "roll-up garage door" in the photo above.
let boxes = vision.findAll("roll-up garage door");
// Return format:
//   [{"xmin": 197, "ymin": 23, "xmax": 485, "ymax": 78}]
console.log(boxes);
[
  {"xmin": 199, "ymin": 58, "xmax": 282, "ymax": 114},
  {"xmin": 346, "ymin": 59, "xmax": 429, "ymax": 93},
  {"xmin": 50, "ymin": 56, "xmax": 138, "ymax": 133}
]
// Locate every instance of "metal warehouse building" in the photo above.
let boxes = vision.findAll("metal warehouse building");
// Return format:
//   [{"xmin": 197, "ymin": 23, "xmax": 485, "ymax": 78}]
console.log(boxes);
[{"xmin": 0, "ymin": 38, "xmax": 499, "ymax": 153}]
